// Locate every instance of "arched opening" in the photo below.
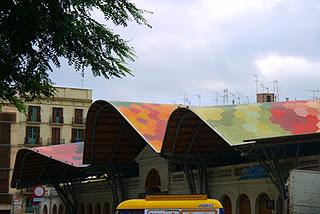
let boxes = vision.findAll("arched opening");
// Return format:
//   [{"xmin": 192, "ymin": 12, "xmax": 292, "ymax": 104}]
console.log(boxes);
[
  {"xmin": 79, "ymin": 203, "xmax": 85, "ymax": 214},
  {"xmin": 256, "ymin": 193, "xmax": 272, "ymax": 214},
  {"xmin": 95, "ymin": 202, "xmax": 101, "ymax": 214},
  {"xmin": 58, "ymin": 204, "xmax": 64, "ymax": 214},
  {"xmin": 237, "ymin": 194, "xmax": 251, "ymax": 214},
  {"xmin": 145, "ymin": 168, "xmax": 161, "ymax": 194},
  {"xmin": 103, "ymin": 202, "xmax": 110, "ymax": 214},
  {"xmin": 52, "ymin": 204, "xmax": 57, "ymax": 214},
  {"xmin": 43, "ymin": 205, "xmax": 48, "ymax": 214},
  {"xmin": 221, "ymin": 195, "xmax": 232, "ymax": 214},
  {"xmin": 87, "ymin": 203, "xmax": 93, "ymax": 214}
]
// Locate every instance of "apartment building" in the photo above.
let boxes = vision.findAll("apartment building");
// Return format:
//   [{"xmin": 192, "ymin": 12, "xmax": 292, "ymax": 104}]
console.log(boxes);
[{"xmin": 0, "ymin": 87, "xmax": 92, "ymax": 214}]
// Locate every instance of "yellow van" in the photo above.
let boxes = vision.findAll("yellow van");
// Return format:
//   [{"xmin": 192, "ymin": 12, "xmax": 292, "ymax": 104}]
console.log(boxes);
[{"xmin": 116, "ymin": 195, "xmax": 224, "ymax": 214}]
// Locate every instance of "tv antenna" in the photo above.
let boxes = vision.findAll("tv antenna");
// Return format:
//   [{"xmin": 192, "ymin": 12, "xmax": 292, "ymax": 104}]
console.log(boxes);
[
  {"xmin": 223, "ymin": 89, "xmax": 229, "ymax": 105},
  {"xmin": 195, "ymin": 94, "xmax": 201, "ymax": 107},
  {"xmin": 305, "ymin": 89, "xmax": 320, "ymax": 100}
]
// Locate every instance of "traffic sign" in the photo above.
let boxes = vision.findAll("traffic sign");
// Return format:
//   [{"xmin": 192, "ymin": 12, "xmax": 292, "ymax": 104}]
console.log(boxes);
[
  {"xmin": 33, "ymin": 186, "xmax": 45, "ymax": 197},
  {"xmin": 32, "ymin": 198, "xmax": 46, "ymax": 202}
]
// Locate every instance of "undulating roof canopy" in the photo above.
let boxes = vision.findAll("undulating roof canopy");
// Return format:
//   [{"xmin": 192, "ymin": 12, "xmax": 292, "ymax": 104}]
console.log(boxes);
[
  {"xmin": 191, "ymin": 100, "xmax": 320, "ymax": 146},
  {"xmin": 83, "ymin": 100, "xmax": 176, "ymax": 165},
  {"xmin": 11, "ymin": 142, "xmax": 87, "ymax": 188},
  {"xmin": 13, "ymin": 99, "xmax": 320, "ymax": 188},
  {"xmin": 161, "ymin": 100, "xmax": 320, "ymax": 163}
]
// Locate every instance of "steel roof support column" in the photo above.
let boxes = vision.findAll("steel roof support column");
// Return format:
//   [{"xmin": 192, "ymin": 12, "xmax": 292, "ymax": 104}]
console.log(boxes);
[
  {"xmin": 50, "ymin": 165, "xmax": 78, "ymax": 214},
  {"xmin": 105, "ymin": 166, "xmax": 126, "ymax": 213},
  {"xmin": 180, "ymin": 163, "xmax": 196, "ymax": 194},
  {"xmin": 247, "ymin": 144, "xmax": 299, "ymax": 214},
  {"xmin": 106, "ymin": 121, "xmax": 126, "ymax": 212}
]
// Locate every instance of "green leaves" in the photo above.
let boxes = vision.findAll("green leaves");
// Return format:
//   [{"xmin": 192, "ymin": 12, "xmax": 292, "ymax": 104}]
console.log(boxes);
[{"xmin": 0, "ymin": 0, "xmax": 150, "ymax": 111}]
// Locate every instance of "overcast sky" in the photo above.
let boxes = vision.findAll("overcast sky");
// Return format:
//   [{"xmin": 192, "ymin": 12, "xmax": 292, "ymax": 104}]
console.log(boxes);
[{"xmin": 50, "ymin": 0, "xmax": 320, "ymax": 106}]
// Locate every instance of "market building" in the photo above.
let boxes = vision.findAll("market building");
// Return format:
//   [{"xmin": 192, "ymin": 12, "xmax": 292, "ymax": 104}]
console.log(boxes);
[
  {"xmin": 10, "ymin": 99, "xmax": 320, "ymax": 214},
  {"xmin": 0, "ymin": 87, "xmax": 92, "ymax": 214}
]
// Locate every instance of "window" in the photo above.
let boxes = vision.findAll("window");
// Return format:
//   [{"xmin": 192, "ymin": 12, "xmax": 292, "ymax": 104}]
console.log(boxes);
[
  {"xmin": 27, "ymin": 106, "xmax": 41, "ymax": 122},
  {"xmin": 266, "ymin": 95, "xmax": 272, "ymax": 102},
  {"xmin": 71, "ymin": 129, "xmax": 85, "ymax": 142},
  {"xmin": 0, "ymin": 147, "xmax": 10, "ymax": 168},
  {"xmin": 0, "ymin": 170, "xmax": 9, "ymax": 193},
  {"xmin": 52, "ymin": 108, "xmax": 63, "ymax": 123},
  {"xmin": 74, "ymin": 109, "xmax": 83, "ymax": 124},
  {"xmin": 51, "ymin": 128, "xmax": 61, "ymax": 145},
  {"xmin": 25, "ymin": 127, "xmax": 40, "ymax": 145}
]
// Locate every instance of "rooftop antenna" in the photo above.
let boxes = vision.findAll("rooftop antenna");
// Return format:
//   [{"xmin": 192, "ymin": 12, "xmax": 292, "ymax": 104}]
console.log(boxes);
[
  {"xmin": 265, "ymin": 87, "xmax": 269, "ymax": 93},
  {"xmin": 230, "ymin": 93, "xmax": 236, "ymax": 105},
  {"xmin": 305, "ymin": 89, "xmax": 320, "ymax": 100},
  {"xmin": 251, "ymin": 73, "xmax": 259, "ymax": 94},
  {"xmin": 272, "ymin": 80, "xmax": 279, "ymax": 101},
  {"xmin": 81, "ymin": 70, "xmax": 85, "ymax": 88},
  {"xmin": 183, "ymin": 95, "xmax": 189, "ymax": 105},
  {"xmin": 195, "ymin": 94, "xmax": 201, "ymax": 107},
  {"xmin": 215, "ymin": 92, "xmax": 219, "ymax": 105},
  {"xmin": 260, "ymin": 83, "xmax": 265, "ymax": 93},
  {"xmin": 223, "ymin": 89, "xmax": 229, "ymax": 105},
  {"xmin": 237, "ymin": 92, "xmax": 242, "ymax": 104}
]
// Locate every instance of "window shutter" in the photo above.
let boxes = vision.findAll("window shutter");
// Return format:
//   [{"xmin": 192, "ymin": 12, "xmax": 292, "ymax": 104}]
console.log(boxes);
[
  {"xmin": 27, "ymin": 106, "xmax": 32, "ymax": 121},
  {"xmin": 37, "ymin": 106, "xmax": 41, "ymax": 122},
  {"xmin": 72, "ymin": 129, "xmax": 76, "ymax": 142},
  {"xmin": 36, "ymin": 127, "xmax": 40, "ymax": 145},
  {"xmin": 60, "ymin": 108, "xmax": 63, "ymax": 123}
]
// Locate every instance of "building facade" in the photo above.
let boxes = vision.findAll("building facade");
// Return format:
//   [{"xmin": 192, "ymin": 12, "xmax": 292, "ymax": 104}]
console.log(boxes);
[
  {"xmin": 40, "ymin": 145, "xmax": 320, "ymax": 214},
  {"xmin": 0, "ymin": 87, "xmax": 92, "ymax": 214}
]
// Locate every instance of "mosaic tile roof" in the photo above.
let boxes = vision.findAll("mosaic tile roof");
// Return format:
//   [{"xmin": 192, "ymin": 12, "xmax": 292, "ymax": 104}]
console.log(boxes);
[
  {"xmin": 110, "ymin": 101, "xmax": 177, "ymax": 152},
  {"xmin": 30, "ymin": 142, "xmax": 87, "ymax": 167},
  {"xmin": 191, "ymin": 100, "xmax": 320, "ymax": 146}
]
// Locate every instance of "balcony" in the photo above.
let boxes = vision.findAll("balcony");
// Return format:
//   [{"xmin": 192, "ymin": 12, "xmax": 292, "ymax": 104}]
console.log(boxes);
[
  {"xmin": 70, "ymin": 138, "xmax": 84, "ymax": 143},
  {"xmin": 50, "ymin": 116, "xmax": 64, "ymax": 125},
  {"xmin": 72, "ymin": 117, "xmax": 86, "ymax": 126},
  {"xmin": 21, "ymin": 187, "xmax": 33, "ymax": 195},
  {"xmin": 24, "ymin": 137, "xmax": 42, "ymax": 146},
  {"xmin": 47, "ymin": 138, "xmax": 66, "ymax": 145},
  {"xmin": 26, "ymin": 115, "xmax": 41, "ymax": 124}
]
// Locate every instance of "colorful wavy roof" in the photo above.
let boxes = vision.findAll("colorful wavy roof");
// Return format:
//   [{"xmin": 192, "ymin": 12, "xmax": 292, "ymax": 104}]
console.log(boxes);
[
  {"xmin": 110, "ymin": 101, "xmax": 177, "ymax": 152},
  {"xmin": 30, "ymin": 142, "xmax": 87, "ymax": 167},
  {"xmin": 191, "ymin": 100, "xmax": 320, "ymax": 146}
]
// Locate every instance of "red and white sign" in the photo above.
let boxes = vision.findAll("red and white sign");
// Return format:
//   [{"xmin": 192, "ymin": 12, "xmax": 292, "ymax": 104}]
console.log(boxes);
[{"xmin": 33, "ymin": 186, "xmax": 45, "ymax": 197}]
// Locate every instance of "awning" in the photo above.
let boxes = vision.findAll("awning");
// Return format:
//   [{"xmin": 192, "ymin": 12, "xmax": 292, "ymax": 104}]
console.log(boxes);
[{"xmin": 11, "ymin": 142, "xmax": 88, "ymax": 188}]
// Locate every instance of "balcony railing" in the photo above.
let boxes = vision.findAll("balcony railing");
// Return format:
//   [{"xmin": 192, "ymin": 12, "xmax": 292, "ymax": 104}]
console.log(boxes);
[
  {"xmin": 21, "ymin": 187, "xmax": 33, "ymax": 195},
  {"xmin": 47, "ymin": 138, "xmax": 66, "ymax": 145},
  {"xmin": 26, "ymin": 115, "xmax": 41, "ymax": 123},
  {"xmin": 24, "ymin": 137, "xmax": 42, "ymax": 146},
  {"xmin": 71, "ymin": 138, "xmax": 84, "ymax": 143},
  {"xmin": 72, "ymin": 117, "xmax": 86, "ymax": 125},
  {"xmin": 49, "ymin": 116, "xmax": 64, "ymax": 124}
]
